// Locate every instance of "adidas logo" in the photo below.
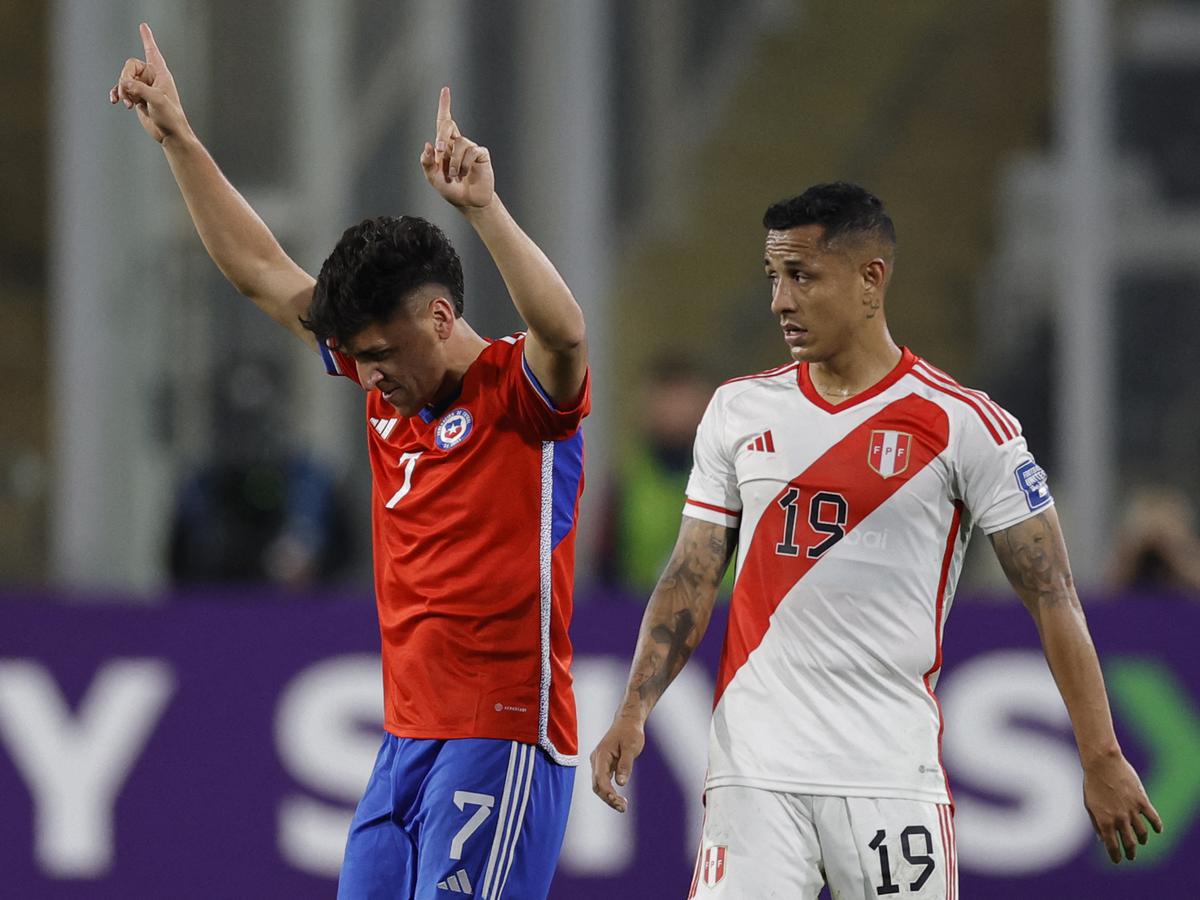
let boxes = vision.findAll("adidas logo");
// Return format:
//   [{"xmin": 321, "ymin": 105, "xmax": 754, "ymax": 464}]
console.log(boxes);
[
  {"xmin": 745, "ymin": 429, "xmax": 776, "ymax": 453},
  {"xmin": 437, "ymin": 868, "xmax": 474, "ymax": 894},
  {"xmin": 370, "ymin": 417, "xmax": 399, "ymax": 439}
]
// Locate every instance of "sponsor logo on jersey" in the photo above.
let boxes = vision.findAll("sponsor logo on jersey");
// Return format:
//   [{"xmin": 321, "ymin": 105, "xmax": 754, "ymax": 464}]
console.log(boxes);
[
  {"xmin": 436, "ymin": 868, "xmax": 474, "ymax": 894},
  {"xmin": 867, "ymin": 429, "xmax": 912, "ymax": 478},
  {"xmin": 1015, "ymin": 459, "xmax": 1052, "ymax": 510},
  {"xmin": 745, "ymin": 429, "xmax": 776, "ymax": 453},
  {"xmin": 701, "ymin": 844, "xmax": 727, "ymax": 887},
  {"xmin": 435, "ymin": 408, "xmax": 474, "ymax": 450}
]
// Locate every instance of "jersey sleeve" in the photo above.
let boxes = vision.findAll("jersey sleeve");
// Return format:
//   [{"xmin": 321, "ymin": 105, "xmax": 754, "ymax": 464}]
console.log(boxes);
[
  {"xmin": 683, "ymin": 389, "xmax": 742, "ymax": 528},
  {"xmin": 318, "ymin": 341, "xmax": 362, "ymax": 386},
  {"xmin": 501, "ymin": 335, "xmax": 590, "ymax": 441},
  {"xmin": 955, "ymin": 406, "xmax": 1054, "ymax": 534}
]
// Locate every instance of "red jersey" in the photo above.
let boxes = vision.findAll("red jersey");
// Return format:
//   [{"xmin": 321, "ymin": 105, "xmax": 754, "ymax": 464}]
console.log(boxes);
[{"xmin": 320, "ymin": 334, "xmax": 590, "ymax": 764}]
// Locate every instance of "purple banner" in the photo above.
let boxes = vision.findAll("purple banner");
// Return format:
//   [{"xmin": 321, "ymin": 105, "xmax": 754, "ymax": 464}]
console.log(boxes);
[{"xmin": 1, "ymin": 590, "xmax": 1195, "ymax": 898}]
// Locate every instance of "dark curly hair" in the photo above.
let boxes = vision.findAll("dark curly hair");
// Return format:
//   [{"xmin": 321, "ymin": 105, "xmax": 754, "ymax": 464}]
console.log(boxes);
[
  {"xmin": 302, "ymin": 215, "xmax": 465, "ymax": 346},
  {"xmin": 763, "ymin": 182, "xmax": 896, "ymax": 249}
]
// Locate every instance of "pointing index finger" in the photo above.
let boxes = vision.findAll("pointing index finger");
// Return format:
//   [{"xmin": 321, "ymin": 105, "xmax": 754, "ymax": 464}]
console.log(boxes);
[
  {"xmin": 140, "ymin": 22, "xmax": 166, "ymax": 68},
  {"xmin": 437, "ymin": 86, "xmax": 452, "ymax": 127}
]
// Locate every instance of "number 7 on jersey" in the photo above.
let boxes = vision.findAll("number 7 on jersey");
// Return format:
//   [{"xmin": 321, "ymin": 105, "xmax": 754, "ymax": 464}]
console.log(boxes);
[{"xmin": 386, "ymin": 452, "xmax": 423, "ymax": 508}]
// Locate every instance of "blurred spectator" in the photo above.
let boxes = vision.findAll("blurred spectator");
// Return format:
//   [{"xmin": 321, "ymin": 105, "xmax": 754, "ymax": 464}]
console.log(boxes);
[
  {"xmin": 169, "ymin": 359, "xmax": 350, "ymax": 587},
  {"xmin": 600, "ymin": 357, "xmax": 719, "ymax": 595},
  {"xmin": 1109, "ymin": 485, "xmax": 1200, "ymax": 593}
]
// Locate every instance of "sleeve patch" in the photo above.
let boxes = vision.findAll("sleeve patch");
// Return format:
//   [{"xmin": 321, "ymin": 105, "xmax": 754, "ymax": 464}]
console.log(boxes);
[{"xmin": 1015, "ymin": 460, "xmax": 1052, "ymax": 511}]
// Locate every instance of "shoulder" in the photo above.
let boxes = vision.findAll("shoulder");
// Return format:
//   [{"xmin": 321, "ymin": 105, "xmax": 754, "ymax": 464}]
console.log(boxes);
[
  {"xmin": 490, "ymin": 332, "xmax": 526, "ymax": 358},
  {"xmin": 904, "ymin": 355, "xmax": 1022, "ymax": 446},
  {"xmin": 469, "ymin": 333, "xmax": 524, "ymax": 379},
  {"xmin": 713, "ymin": 361, "xmax": 800, "ymax": 406}
]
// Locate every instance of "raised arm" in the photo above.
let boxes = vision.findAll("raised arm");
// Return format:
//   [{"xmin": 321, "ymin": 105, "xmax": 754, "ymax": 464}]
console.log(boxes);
[
  {"xmin": 419, "ymin": 88, "xmax": 586, "ymax": 407},
  {"xmin": 589, "ymin": 517, "xmax": 736, "ymax": 812},
  {"xmin": 111, "ymin": 23, "xmax": 316, "ymax": 351},
  {"xmin": 990, "ymin": 507, "xmax": 1163, "ymax": 863}
]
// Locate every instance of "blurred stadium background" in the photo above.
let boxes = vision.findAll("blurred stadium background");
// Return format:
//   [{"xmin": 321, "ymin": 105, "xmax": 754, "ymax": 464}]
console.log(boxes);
[{"xmin": 3, "ymin": 0, "xmax": 1199, "ymax": 896}]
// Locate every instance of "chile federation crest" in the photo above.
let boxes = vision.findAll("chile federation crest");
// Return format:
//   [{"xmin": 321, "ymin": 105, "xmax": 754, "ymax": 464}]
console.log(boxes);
[{"xmin": 435, "ymin": 408, "xmax": 474, "ymax": 450}]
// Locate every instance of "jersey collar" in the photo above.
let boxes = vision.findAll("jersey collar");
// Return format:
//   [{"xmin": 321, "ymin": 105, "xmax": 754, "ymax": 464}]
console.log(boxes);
[{"xmin": 797, "ymin": 347, "xmax": 916, "ymax": 413}]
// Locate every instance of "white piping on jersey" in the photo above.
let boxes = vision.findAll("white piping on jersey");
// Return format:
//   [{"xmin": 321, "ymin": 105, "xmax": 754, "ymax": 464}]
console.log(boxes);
[
  {"xmin": 537, "ymin": 440, "xmax": 579, "ymax": 765},
  {"xmin": 481, "ymin": 742, "xmax": 534, "ymax": 899},
  {"xmin": 499, "ymin": 334, "xmax": 521, "ymax": 345},
  {"xmin": 911, "ymin": 361, "xmax": 1016, "ymax": 441}
]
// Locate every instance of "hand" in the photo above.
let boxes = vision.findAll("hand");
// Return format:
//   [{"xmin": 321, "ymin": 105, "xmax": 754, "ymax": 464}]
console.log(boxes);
[
  {"xmin": 108, "ymin": 22, "xmax": 190, "ymax": 144},
  {"xmin": 419, "ymin": 87, "xmax": 494, "ymax": 209},
  {"xmin": 1082, "ymin": 751, "xmax": 1163, "ymax": 863},
  {"xmin": 589, "ymin": 717, "xmax": 646, "ymax": 813}
]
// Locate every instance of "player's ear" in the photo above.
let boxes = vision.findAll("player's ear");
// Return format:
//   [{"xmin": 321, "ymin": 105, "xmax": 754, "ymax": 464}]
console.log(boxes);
[
  {"xmin": 430, "ymin": 296, "xmax": 456, "ymax": 339},
  {"xmin": 862, "ymin": 257, "xmax": 888, "ymax": 293}
]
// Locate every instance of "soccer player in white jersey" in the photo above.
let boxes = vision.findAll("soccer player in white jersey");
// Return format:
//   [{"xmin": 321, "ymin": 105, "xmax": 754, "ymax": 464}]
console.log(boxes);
[{"xmin": 591, "ymin": 183, "xmax": 1162, "ymax": 898}]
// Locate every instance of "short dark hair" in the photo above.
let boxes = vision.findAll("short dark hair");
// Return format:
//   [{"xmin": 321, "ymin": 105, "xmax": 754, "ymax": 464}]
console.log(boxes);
[
  {"xmin": 302, "ymin": 215, "xmax": 465, "ymax": 346},
  {"xmin": 763, "ymin": 182, "xmax": 896, "ymax": 248}
]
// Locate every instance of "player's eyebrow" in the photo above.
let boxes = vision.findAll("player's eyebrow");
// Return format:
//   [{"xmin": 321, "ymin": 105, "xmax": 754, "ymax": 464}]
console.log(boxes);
[
  {"xmin": 764, "ymin": 255, "xmax": 810, "ymax": 269},
  {"xmin": 348, "ymin": 343, "xmax": 394, "ymax": 360}
]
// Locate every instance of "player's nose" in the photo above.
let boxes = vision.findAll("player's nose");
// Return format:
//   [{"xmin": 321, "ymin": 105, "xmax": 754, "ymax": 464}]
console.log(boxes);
[
  {"xmin": 361, "ymin": 363, "xmax": 384, "ymax": 389},
  {"xmin": 769, "ymin": 281, "xmax": 793, "ymax": 316}
]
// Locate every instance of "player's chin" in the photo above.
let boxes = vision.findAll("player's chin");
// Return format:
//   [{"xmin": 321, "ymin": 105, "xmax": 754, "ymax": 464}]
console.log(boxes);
[
  {"xmin": 785, "ymin": 342, "xmax": 815, "ymax": 362},
  {"xmin": 386, "ymin": 399, "xmax": 419, "ymax": 416},
  {"xmin": 381, "ymin": 389, "xmax": 415, "ymax": 415}
]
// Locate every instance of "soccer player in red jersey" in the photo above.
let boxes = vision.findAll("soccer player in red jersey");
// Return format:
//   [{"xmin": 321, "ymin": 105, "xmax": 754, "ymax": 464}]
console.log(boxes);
[
  {"xmin": 113, "ymin": 24, "xmax": 587, "ymax": 899},
  {"xmin": 590, "ymin": 183, "xmax": 1162, "ymax": 897}
]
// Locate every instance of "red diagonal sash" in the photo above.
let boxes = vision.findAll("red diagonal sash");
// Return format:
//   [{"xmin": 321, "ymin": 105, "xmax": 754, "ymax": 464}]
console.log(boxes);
[{"xmin": 715, "ymin": 394, "xmax": 950, "ymax": 706}]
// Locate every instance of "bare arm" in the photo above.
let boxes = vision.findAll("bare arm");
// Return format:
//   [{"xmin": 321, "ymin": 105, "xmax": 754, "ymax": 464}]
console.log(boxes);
[
  {"xmin": 990, "ymin": 507, "xmax": 1162, "ymax": 862},
  {"xmin": 420, "ymin": 89, "xmax": 586, "ymax": 406},
  {"xmin": 462, "ymin": 200, "xmax": 586, "ymax": 406},
  {"xmin": 590, "ymin": 517, "xmax": 736, "ymax": 812},
  {"xmin": 112, "ymin": 24, "xmax": 316, "ymax": 351}
]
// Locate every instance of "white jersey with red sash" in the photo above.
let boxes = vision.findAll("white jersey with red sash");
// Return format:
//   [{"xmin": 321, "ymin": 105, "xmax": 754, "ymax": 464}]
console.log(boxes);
[{"xmin": 684, "ymin": 348, "xmax": 1052, "ymax": 802}]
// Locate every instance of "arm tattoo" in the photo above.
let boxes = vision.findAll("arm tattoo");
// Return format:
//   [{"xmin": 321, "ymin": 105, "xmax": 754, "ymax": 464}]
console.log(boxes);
[
  {"xmin": 621, "ymin": 518, "xmax": 736, "ymax": 715},
  {"xmin": 639, "ymin": 610, "xmax": 696, "ymax": 703},
  {"xmin": 990, "ymin": 510, "xmax": 1075, "ymax": 611}
]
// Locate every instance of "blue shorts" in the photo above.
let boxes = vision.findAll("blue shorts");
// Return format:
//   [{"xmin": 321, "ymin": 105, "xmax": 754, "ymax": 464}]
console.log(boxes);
[{"xmin": 337, "ymin": 735, "xmax": 574, "ymax": 900}]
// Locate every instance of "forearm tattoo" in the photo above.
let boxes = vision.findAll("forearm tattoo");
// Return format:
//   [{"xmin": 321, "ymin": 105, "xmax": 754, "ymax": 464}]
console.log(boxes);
[
  {"xmin": 990, "ymin": 511, "xmax": 1075, "ymax": 610},
  {"xmin": 622, "ymin": 519, "xmax": 736, "ymax": 714}
]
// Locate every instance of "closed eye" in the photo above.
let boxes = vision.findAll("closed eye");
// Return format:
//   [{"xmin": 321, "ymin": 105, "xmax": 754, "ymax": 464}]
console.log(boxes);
[{"xmin": 355, "ymin": 349, "xmax": 392, "ymax": 363}]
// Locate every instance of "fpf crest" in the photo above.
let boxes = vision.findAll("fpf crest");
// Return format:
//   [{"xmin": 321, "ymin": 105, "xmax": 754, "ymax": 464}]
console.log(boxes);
[
  {"xmin": 868, "ymin": 430, "xmax": 913, "ymax": 478},
  {"xmin": 701, "ymin": 844, "xmax": 727, "ymax": 887}
]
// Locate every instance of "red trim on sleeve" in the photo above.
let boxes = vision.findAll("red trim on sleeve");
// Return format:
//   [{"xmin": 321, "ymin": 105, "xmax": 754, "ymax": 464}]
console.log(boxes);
[{"xmin": 685, "ymin": 498, "xmax": 741, "ymax": 518}]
